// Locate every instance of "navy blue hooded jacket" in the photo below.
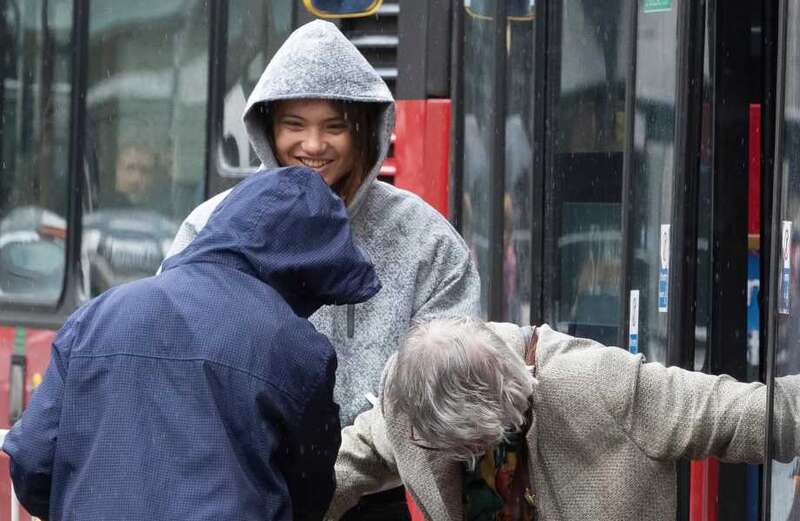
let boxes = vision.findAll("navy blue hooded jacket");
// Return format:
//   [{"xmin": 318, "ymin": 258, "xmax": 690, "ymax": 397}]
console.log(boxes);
[{"xmin": 2, "ymin": 167, "xmax": 381, "ymax": 521}]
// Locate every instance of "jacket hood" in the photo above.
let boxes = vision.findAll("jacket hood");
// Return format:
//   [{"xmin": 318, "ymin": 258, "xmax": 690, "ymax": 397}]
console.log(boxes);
[
  {"xmin": 242, "ymin": 19, "xmax": 395, "ymax": 216},
  {"xmin": 161, "ymin": 166, "xmax": 381, "ymax": 317}
]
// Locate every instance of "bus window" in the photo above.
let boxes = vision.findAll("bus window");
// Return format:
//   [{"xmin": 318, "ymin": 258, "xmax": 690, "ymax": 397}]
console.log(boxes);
[
  {"xmin": 219, "ymin": 0, "xmax": 293, "ymax": 175},
  {"xmin": 461, "ymin": 0, "xmax": 498, "ymax": 319},
  {"xmin": 503, "ymin": 14, "xmax": 534, "ymax": 324},
  {"xmin": 0, "ymin": 0, "xmax": 72, "ymax": 304},
  {"xmin": 543, "ymin": 0, "xmax": 628, "ymax": 345},
  {"xmin": 771, "ymin": 0, "xmax": 800, "ymax": 514},
  {"xmin": 82, "ymin": 1, "xmax": 210, "ymax": 297}
]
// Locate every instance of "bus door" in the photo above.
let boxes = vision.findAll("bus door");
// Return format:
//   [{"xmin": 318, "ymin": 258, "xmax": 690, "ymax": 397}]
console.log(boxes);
[
  {"xmin": 764, "ymin": 0, "xmax": 800, "ymax": 517},
  {"xmin": 453, "ymin": 1, "xmax": 761, "ymax": 520},
  {"xmin": 624, "ymin": 1, "xmax": 759, "ymax": 519}
]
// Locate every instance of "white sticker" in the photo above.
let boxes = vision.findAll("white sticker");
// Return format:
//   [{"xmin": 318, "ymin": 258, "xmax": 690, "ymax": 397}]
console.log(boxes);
[
  {"xmin": 629, "ymin": 290, "xmax": 640, "ymax": 354},
  {"xmin": 658, "ymin": 224, "xmax": 671, "ymax": 312},
  {"xmin": 780, "ymin": 221, "xmax": 792, "ymax": 314}
]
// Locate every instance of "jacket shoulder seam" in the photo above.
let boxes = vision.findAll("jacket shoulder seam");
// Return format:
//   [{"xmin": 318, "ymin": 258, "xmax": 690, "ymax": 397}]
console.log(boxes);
[{"xmin": 71, "ymin": 351, "xmax": 307, "ymax": 403}]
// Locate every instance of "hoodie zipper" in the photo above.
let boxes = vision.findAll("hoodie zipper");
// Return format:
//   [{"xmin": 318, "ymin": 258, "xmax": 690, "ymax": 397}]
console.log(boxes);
[{"xmin": 347, "ymin": 304, "xmax": 355, "ymax": 338}]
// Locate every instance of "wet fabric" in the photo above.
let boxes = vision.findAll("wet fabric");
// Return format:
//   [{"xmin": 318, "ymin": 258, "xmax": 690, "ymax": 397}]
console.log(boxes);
[
  {"xmin": 329, "ymin": 323, "xmax": 800, "ymax": 521},
  {"xmin": 163, "ymin": 19, "xmax": 480, "ymax": 425},
  {"xmin": 3, "ymin": 167, "xmax": 380, "ymax": 521}
]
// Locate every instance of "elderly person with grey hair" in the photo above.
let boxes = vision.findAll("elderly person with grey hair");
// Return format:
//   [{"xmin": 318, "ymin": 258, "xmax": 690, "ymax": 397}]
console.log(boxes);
[{"xmin": 326, "ymin": 318, "xmax": 800, "ymax": 521}]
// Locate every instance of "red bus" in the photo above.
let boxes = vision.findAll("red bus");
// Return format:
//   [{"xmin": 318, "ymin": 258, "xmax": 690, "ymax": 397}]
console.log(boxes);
[{"xmin": 0, "ymin": 0, "xmax": 795, "ymax": 520}]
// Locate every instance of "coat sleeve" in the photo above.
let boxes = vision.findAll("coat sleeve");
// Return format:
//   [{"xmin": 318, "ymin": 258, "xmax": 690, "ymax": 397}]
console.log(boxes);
[
  {"xmin": 603, "ymin": 349, "xmax": 779, "ymax": 463},
  {"xmin": 2, "ymin": 319, "xmax": 76, "ymax": 519},
  {"xmin": 284, "ymin": 351, "xmax": 342, "ymax": 521},
  {"xmin": 325, "ymin": 357, "xmax": 401, "ymax": 520},
  {"xmin": 770, "ymin": 374, "xmax": 800, "ymax": 462},
  {"xmin": 411, "ymin": 224, "xmax": 481, "ymax": 323},
  {"xmin": 324, "ymin": 405, "xmax": 401, "ymax": 520}
]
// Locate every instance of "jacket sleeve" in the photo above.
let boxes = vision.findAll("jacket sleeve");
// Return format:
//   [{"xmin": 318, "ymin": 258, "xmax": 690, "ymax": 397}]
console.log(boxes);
[
  {"xmin": 284, "ymin": 352, "xmax": 342, "ymax": 521},
  {"xmin": 411, "ymin": 225, "xmax": 481, "ymax": 323},
  {"xmin": 604, "ymin": 349, "xmax": 773, "ymax": 463},
  {"xmin": 2, "ymin": 320, "xmax": 75, "ymax": 519}
]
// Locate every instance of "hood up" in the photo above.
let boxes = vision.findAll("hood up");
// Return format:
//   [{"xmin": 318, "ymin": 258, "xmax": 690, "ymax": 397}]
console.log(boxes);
[
  {"xmin": 242, "ymin": 19, "xmax": 395, "ymax": 217},
  {"xmin": 161, "ymin": 166, "xmax": 381, "ymax": 317}
]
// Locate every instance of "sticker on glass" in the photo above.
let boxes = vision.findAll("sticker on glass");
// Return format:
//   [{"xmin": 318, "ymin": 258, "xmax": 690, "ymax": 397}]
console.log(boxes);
[
  {"xmin": 644, "ymin": 0, "xmax": 672, "ymax": 13},
  {"xmin": 658, "ymin": 224, "xmax": 670, "ymax": 313},
  {"xmin": 780, "ymin": 221, "xmax": 792, "ymax": 314},
  {"xmin": 629, "ymin": 290, "xmax": 640, "ymax": 354}
]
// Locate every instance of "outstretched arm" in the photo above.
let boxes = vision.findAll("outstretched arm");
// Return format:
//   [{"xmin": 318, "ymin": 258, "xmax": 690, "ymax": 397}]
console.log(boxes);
[
  {"xmin": 325, "ymin": 405, "xmax": 401, "ymax": 520},
  {"xmin": 604, "ymin": 349, "xmax": 796, "ymax": 463}
]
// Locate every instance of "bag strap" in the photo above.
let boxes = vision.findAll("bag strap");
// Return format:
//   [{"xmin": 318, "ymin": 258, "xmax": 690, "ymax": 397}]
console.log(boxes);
[
  {"xmin": 523, "ymin": 326, "xmax": 538, "ymax": 373},
  {"xmin": 514, "ymin": 326, "xmax": 539, "ymax": 519}
]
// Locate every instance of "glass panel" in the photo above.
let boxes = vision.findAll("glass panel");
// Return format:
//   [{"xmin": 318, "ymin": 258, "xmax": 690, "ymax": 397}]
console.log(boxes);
[
  {"xmin": 503, "ymin": 13, "xmax": 534, "ymax": 323},
  {"xmin": 628, "ymin": 2, "xmax": 679, "ymax": 363},
  {"xmin": 543, "ymin": 0, "xmax": 628, "ymax": 345},
  {"xmin": 461, "ymin": 0, "xmax": 498, "ymax": 319},
  {"xmin": 771, "ymin": 0, "xmax": 800, "ymax": 515},
  {"xmin": 693, "ymin": 4, "xmax": 713, "ymax": 371},
  {"xmin": 220, "ymin": 0, "xmax": 293, "ymax": 173},
  {"xmin": 83, "ymin": 1, "xmax": 210, "ymax": 297},
  {"xmin": 0, "ymin": 0, "xmax": 72, "ymax": 304}
]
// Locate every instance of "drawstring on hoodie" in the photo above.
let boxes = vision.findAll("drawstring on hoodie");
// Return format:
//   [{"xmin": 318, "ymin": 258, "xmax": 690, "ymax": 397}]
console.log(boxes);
[{"xmin": 347, "ymin": 304, "xmax": 355, "ymax": 338}]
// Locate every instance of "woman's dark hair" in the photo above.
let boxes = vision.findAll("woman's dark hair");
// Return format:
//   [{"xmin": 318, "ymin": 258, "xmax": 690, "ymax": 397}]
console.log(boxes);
[{"xmin": 264, "ymin": 99, "xmax": 381, "ymax": 206}]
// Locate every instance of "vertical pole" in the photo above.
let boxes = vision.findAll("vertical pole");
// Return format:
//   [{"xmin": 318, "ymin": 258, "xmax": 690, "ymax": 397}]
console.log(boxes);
[
  {"xmin": 762, "ymin": 0, "xmax": 789, "ymax": 516},
  {"xmin": 488, "ymin": 0, "xmax": 508, "ymax": 321},
  {"xmin": 619, "ymin": 0, "xmax": 640, "ymax": 348}
]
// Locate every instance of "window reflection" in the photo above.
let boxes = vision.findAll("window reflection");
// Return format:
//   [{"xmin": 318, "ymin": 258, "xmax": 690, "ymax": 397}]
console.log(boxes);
[
  {"xmin": 503, "ymin": 14, "xmax": 534, "ymax": 324},
  {"xmin": 772, "ymin": 0, "xmax": 800, "ymax": 516},
  {"xmin": 462, "ymin": 0, "xmax": 497, "ymax": 319},
  {"xmin": 83, "ymin": 0, "xmax": 210, "ymax": 296},
  {"xmin": 220, "ymin": 0, "xmax": 293, "ymax": 173},
  {"xmin": 693, "ymin": 8, "xmax": 713, "ymax": 372},
  {"xmin": 0, "ymin": 0, "xmax": 72, "ymax": 304},
  {"xmin": 544, "ymin": 0, "xmax": 628, "ymax": 345},
  {"xmin": 628, "ymin": 2, "xmax": 679, "ymax": 363}
]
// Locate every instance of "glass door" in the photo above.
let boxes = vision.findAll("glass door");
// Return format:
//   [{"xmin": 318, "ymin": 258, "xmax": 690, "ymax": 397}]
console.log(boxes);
[
  {"xmin": 541, "ymin": 0, "xmax": 629, "ymax": 346},
  {"xmin": 625, "ymin": 0, "xmax": 681, "ymax": 364},
  {"xmin": 766, "ymin": 0, "xmax": 800, "ymax": 517}
]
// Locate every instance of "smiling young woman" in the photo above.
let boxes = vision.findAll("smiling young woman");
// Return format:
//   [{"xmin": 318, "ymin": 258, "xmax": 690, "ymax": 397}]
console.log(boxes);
[
  {"xmin": 269, "ymin": 99, "xmax": 378, "ymax": 205},
  {"xmin": 161, "ymin": 20, "xmax": 480, "ymax": 521}
]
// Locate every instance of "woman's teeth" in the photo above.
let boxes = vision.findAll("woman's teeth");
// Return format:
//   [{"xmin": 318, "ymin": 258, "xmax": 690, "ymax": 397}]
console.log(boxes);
[{"xmin": 299, "ymin": 158, "xmax": 331, "ymax": 169}]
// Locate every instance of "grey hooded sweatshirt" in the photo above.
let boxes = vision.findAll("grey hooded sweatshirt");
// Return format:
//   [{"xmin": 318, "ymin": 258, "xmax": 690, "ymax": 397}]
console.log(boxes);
[{"xmin": 162, "ymin": 20, "xmax": 481, "ymax": 425}]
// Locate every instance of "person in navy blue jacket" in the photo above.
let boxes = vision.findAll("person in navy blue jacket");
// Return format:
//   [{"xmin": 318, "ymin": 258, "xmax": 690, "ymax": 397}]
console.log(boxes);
[{"xmin": 2, "ymin": 166, "xmax": 381, "ymax": 521}]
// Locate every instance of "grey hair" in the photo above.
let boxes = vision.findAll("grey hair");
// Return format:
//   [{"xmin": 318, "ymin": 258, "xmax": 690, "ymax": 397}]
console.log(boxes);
[{"xmin": 387, "ymin": 317, "xmax": 534, "ymax": 463}]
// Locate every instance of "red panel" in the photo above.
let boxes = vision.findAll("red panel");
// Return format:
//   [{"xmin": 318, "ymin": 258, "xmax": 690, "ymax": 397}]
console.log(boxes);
[
  {"xmin": 393, "ymin": 99, "xmax": 451, "ymax": 218},
  {"xmin": 748, "ymin": 104, "xmax": 762, "ymax": 237},
  {"xmin": 0, "ymin": 327, "xmax": 14, "ymax": 430},
  {"xmin": 406, "ymin": 491, "xmax": 425, "ymax": 521},
  {"xmin": 690, "ymin": 458, "xmax": 719, "ymax": 521},
  {"xmin": 24, "ymin": 329, "xmax": 55, "ymax": 406},
  {"xmin": 0, "ymin": 325, "xmax": 50, "ymax": 521}
]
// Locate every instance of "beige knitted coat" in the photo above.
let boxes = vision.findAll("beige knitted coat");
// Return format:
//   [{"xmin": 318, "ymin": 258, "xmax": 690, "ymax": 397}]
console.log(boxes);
[{"xmin": 326, "ymin": 323, "xmax": 800, "ymax": 521}]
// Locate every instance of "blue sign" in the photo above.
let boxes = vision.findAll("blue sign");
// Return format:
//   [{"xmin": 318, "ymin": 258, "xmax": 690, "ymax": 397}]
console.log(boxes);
[{"xmin": 658, "ymin": 268, "xmax": 669, "ymax": 312}]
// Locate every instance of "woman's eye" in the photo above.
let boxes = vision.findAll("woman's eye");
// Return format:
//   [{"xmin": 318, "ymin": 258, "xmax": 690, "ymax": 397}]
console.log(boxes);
[
  {"xmin": 326, "ymin": 123, "xmax": 348, "ymax": 133},
  {"xmin": 282, "ymin": 120, "xmax": 304, "ymax": 130}
]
